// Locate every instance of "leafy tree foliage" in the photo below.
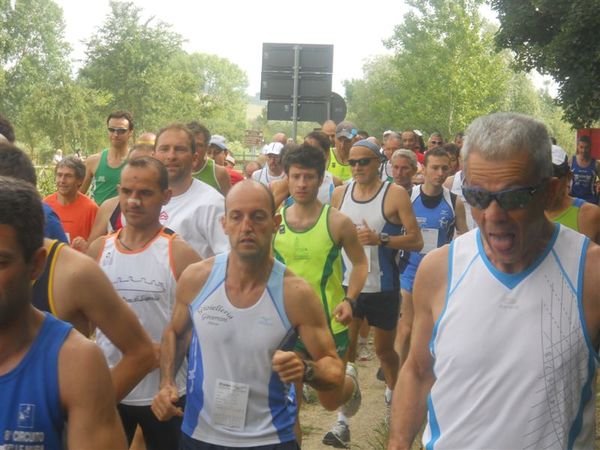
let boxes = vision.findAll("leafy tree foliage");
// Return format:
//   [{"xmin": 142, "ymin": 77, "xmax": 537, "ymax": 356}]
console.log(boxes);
[
  {"xmin": 492, "ymin": 0, "xmax": 600, "ymax": 127},
  {"xmin": 346, "ymin": 0, "xmax": 511, "ymax": 139}
]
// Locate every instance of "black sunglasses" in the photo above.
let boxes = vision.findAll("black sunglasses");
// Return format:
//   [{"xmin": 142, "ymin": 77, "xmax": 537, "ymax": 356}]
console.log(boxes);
[
  {"xmin": 348, "ymin": 157, "xmax": 379, "ymax": 167},
  {"xmin": 108, "ymin": 127, "xmax": 129, "ymax": 135},
  {"xmin": 461, "ymin": 180, "xmax": 547, "ymax": 210}
]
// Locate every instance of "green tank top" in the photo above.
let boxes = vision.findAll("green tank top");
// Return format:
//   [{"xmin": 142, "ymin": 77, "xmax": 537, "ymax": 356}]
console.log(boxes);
[
  {"xmin": 273, "ymin": 204, "xmax": 347, "ymax": 335},
  {"xmin": 192, "ymin": 158, "xmax": 222, "ymax": 193},
  {"xmin": 551, "ymin": 197, "xmax": 583, "ymax": 232},
  {"xmin": 327, "ymin": 147, "xmax": 353, "ymax": 182},
  {"xmin": 93, "ymin": 149, "xmax": 127, "ymax": 205}
]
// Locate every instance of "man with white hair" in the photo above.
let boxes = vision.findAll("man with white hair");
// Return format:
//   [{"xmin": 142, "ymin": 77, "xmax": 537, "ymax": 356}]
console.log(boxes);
[{"xmin": 390, "ymin": 112, "xmax": 600, "ymax": 450}]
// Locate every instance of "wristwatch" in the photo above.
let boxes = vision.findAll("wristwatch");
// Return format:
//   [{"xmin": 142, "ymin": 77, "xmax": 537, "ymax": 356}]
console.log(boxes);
[
  {"xmin": 379, "ymin": 232, "xmax": 390, "ymax": 246},
  {"xmin": 302, "ymin": 360, "xmax": 315, "ymax": 383}
]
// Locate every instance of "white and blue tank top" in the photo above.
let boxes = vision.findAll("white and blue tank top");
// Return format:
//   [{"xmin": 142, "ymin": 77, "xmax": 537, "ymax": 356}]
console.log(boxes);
[
  {"xmin": 424, "ymin": 225, "xmax": 597, "ymax": 449},
  {"xmin": 183, "ymin": 253, "xmax": 297, "ymax": 446}
]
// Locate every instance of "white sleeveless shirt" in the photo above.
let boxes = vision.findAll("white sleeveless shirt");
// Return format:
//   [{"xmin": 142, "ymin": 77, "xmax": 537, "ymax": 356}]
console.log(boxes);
[
  {"xmin": 339, "ymin": 181, "xmax": 403, "ymax": 293},
  {"xmin": 182, "ymin": 253, "xmax": 296, "ymax": 446},
  {"xmin": 96, "ymin": 228, "xmax": 187, "ymax": 406},
  {"xmin": 424, "ymin": 225, "xmax": 598, "ymax": 449},
  {"xmin": 450, "ymin": 170, "xmax": 476, "ymax": 230}
]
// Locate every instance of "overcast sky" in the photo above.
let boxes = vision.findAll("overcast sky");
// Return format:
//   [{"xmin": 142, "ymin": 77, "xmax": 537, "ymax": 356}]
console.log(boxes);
[{"xmin": 55, "ymin": 0, "xmax": 407, "ymax": 96}]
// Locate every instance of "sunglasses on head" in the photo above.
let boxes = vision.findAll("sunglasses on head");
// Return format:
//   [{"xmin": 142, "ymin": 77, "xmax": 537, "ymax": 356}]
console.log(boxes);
[
  {"xmin": 461, "ymin": 180, "xmax": 547, "ymax": 210},
  {"xmin": 348, "ymin": 157, "xmax": 379, "ymax": 167},
  {"xmin": 108, "ymin": 127, "xmax": 129, "ymax": 135}
]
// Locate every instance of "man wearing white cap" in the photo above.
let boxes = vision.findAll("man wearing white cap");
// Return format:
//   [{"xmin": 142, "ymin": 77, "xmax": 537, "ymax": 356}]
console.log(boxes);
[
  {"xmin": 546, "ymin": 144, "xmax": 600, "ymax": 244},
  {"xmin": 252, "ymin": 142, "xmax": 285, "ymax": 187}
]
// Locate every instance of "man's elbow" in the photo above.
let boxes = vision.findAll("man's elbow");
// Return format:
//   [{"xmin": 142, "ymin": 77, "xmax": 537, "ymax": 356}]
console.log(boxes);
[{"xmin": 124, "ymin": 339, "xmax": 155, "ymax": 374}]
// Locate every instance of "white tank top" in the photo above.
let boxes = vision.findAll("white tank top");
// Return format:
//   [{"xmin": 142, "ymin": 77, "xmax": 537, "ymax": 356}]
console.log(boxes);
[
  {"xmin": 450, "ymin": 170, "xmax": 476, "ymax": 230},
  {"xmin": 252, "ymin": 167, "xmax": 285, "ymax": 187},
  {"xmin": 339, "ymin": 181, "xmax": 403, "ymax": 293},
  {"xmin": 182, "ymin": 253, "xmax": 296, "ymax": 446},
  {"xmin": 424, "ymin": 225, "xmax": 598, "ymax": 449},
  {"xmin": 317, "ymin": 171, "xmax": 335, "ymax": 204},
  {"xmin": 95, "ymin": 228, "xmax": 187, "ymax": 406}
]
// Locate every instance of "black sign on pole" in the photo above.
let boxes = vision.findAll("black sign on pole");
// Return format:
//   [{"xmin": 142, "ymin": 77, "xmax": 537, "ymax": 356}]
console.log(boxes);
[{"xmin": 260, "ymin": 43, "xmax": 335, "ymax": 140}]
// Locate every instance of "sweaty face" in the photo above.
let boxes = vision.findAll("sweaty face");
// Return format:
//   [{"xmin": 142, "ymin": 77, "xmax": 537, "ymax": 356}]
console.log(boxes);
[
  {"xmin": 424, "ymin": 155, "xmax": 450, "ymax": 188},
  {"xmin": 154, "ymin": 129, "xmax": 194, "ymax": 185},
  {"xmin": 383, "ymin": 138, "xmax": 402, "ymax": 161},
  {"xmin": 349, "ymin": 146, "xmax": 381, "ymax": 185},
  {"xmin": 55, "ymin": 166, "xmax": 82, "ymax": 197},
  {"xmin": 577, "ymin": 141, "xmax": 591, "ymax": 159},
  {"xmin": 119, "ymin": 166, "xmax": 170, "ymax": 229},
  {"xmin": 267, "ymin": 154, "xmax": 282, "ymax": 174},
  {"xmin": 223, "ymin": 184, "xmax": 279, "ymax": 260},
  {"xmin": 107, "ymin": 117, "xmax": 132, "ymax": 147},
  {"xmin": 401, "ymin": 132, "xmax": 416, "ymax": 151},
  {"xmin": 288, "ymin": 165, "xmax": 322, "ymax": 204},
  {"xmin": 466, "ymin": 151, "xmax": 552, "ymax": 273},
  {"xmin": 194, "ymin": 134, "xmax": 208, "ymax": 161},
  {"xmin": 0, "ymin": 225, "xmax": 43, "ymax": 327},
  {"xmin": 392, "ymin": 157, "xmax": 416, "ymax": 188}
]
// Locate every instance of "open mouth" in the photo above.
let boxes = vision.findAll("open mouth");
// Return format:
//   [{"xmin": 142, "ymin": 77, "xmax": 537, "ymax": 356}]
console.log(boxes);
[{"xmin": 488, "ymin": 232, "xmax": 516, "ymax": 252}]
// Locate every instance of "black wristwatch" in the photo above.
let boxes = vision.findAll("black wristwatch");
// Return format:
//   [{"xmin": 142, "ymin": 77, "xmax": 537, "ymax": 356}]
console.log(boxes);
[
  {"xmin": 302, "ymin": 360, "xmax": 315, "ymax": 383},
  {"xmin": 379, "ymin": 232, "xmax": 390, "ymax": 246}
]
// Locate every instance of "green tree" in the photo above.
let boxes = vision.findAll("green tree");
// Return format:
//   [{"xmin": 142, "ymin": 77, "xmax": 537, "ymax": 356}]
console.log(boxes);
[
  {"xmin": 79, "ymin": 0, "xmax": 188, "ymax": 131},
  {"xmin": 346, "ymin": 0, "xmax": 512, "ymax": 138},
  {"xmin": 492, "ymin": 0, "xmax": 600, "ymax": 127},
  {"xmin": 0, "ymin": 0, "xmax": 72, "ymax": 155}
]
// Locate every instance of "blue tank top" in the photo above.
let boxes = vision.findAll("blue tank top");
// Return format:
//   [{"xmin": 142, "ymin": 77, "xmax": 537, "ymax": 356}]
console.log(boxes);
[
  {"xmin": 406, "ymin": 186, "xmax": 456, "ymax": 270},
  {"xmin": 570, "ymin": 155, "xmax": 598, "ymax": 204},
  {"xmin": 0, "ymin": 313, "xmax": 72, "ymax": 449}
]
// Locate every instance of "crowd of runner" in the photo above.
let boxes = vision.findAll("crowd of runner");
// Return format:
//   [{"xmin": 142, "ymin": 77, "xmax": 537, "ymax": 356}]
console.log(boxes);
[{"xmin": 1, "ymin": 110, "xmax": 599, "ymax": 450}]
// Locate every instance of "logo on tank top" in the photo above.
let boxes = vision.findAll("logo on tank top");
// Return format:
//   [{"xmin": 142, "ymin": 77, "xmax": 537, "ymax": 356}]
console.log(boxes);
[
  {"xmin": 279, "ymin": 225, "xmax": 285, "ymax": 234},
  {"xmin": 96, "ymin": 175, "xmax": 106, "ymax": 183},
  {"xmin": 18, "ymin": 404, "xmax": 35, "ymax": 428},
  {"xmin": 499, "ymin": 296, "xmax": 519, "ymax": 310},
  {"xmin": 198, "ymin": 304, "xmax": 233, "ymax": 326},
  {"xmin": 159, "ymin": 211, "xmax": 169, "ymax": 222}
]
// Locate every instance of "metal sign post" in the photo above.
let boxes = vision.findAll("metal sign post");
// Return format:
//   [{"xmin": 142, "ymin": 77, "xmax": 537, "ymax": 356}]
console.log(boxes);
[{"xmin": 291, "ymin": 45, "xmax": 300, "ymax": 142}]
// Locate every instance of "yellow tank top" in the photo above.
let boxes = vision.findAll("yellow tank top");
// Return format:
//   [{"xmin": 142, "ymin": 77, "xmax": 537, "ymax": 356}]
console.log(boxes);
[
  {"xmin": 327, "ymin": 147, "xmax": 353, "ymax": 182},
  {"xmin": 273, "ymin": 204, "xmax": 347, "ymax": 335}
]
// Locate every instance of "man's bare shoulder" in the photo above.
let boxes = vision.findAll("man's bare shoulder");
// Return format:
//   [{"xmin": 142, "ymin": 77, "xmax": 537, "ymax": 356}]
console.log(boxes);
[
  {"xmin": 179, "ymin": 257, "xmax": 216, "ymax": 292},
  {"xmin": 84, "ymin": 152, "xmax": 102, "ymax": 169}
]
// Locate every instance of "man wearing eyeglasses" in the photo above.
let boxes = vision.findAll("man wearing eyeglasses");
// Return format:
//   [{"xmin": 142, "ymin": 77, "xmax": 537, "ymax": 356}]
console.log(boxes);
[
  {"xmin": 389, "ymin": 112, "xmax": 600, "ymax": 450},
  {"xmin": 331, "ymin": 139, "xmax": 423, "ymax": 427},
  {"xmin": 81, "ymin": 111, "xmax": 134, "ymax": 205},
  {"xmin": 426, "ymin": 132, "xmax": 444, "ymax": 151}
]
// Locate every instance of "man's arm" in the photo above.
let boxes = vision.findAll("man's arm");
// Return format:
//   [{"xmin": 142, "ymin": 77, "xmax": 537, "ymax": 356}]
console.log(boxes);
[
  {"xmin": 60, "ymin": 243, "xmax": 155, "ymax": 402},
  {"xmin": 582, "ymin": 242, "xmax": 600, "ymax": 351},
  {"xmin": 72, "ymin": 196, "xmax": 119, "ymax": 252},
  {"xmin": 214, "ymin": 164, "xmax": 232, "ymax": 195},
  {"xmin": 454, "ymin": 196, "xmax": 468, "ymax": 236},
  {"xmin": 59, "ymin": 331, "xmax": 127, "ymax": 449},
  {"xmin": 357, "ymin": 185, "xmax": 423, "ymax": 252},
  {"xmin": 171, "ymin": 236, "xmax": 202, "ymax": 280},
  {"xmin": 330, "ymin": 210, "xmax": 367, "ymax": 325},
  {"xmin": 579, "ymin": 203, "xmax": 600, "ymax": 245},
  {"xmin": 330, "ymin": 184, "xmax": 347, "ymax": 209},
  {"xmin": 80, "ymin": 153, "xmax": 100, "ymax": 195},
  {"xmin": 388, "ymin": 248, "xmax": 447, "ymax": 450},
  {"xmin": 273, "ymin": 274, "xmax": 344, "ymax": 396},
  {"xmin": 271, "ymin": 178, "xmax": 290, "ymax": 209},
  {"xmin": 152, "ymin": 260, "xmax": 212, "ymax": 421}
]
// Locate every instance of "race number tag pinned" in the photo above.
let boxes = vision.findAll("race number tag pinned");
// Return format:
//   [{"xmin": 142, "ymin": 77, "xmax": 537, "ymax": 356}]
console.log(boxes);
[
  {"xmin": 213, "ymin": 379, "xmax": 250, "ymax": 431},
  {"xmin": 420, "ymin": 228, "xmax": 439, "ymax": 254}
]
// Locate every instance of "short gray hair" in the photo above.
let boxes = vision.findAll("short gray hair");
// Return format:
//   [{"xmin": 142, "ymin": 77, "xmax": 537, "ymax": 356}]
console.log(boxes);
[
  {"xmin": 391, "ymin": 149, "xmax": 418, "ymax": 171},
  {"xmin": 55, "ymin": 155, "xmax": 86, "ymax": 180},
  {"xmin": 462, "ymin": 112, "xmax": 552, "ymax": 180}
]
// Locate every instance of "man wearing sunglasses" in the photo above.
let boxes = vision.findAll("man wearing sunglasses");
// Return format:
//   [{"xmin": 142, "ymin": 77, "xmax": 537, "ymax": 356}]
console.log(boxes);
[
  {"xmin": 81, "ymin": 111, "xmax": 134, "ymax": 206},
  {"xmin": 426, "ymin": 132, "xmax": 444, "ymax": 150},
  {"xmin": 390, "ymin": 112, "xmax": 600, "ymax": 450},
  {"xmin": 332, "ymin": 139, "xmax": 423, "ymax": 426},
  {"xmin": 546, "ymin": 144, "xmax": 600, "ymax": 244}
]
